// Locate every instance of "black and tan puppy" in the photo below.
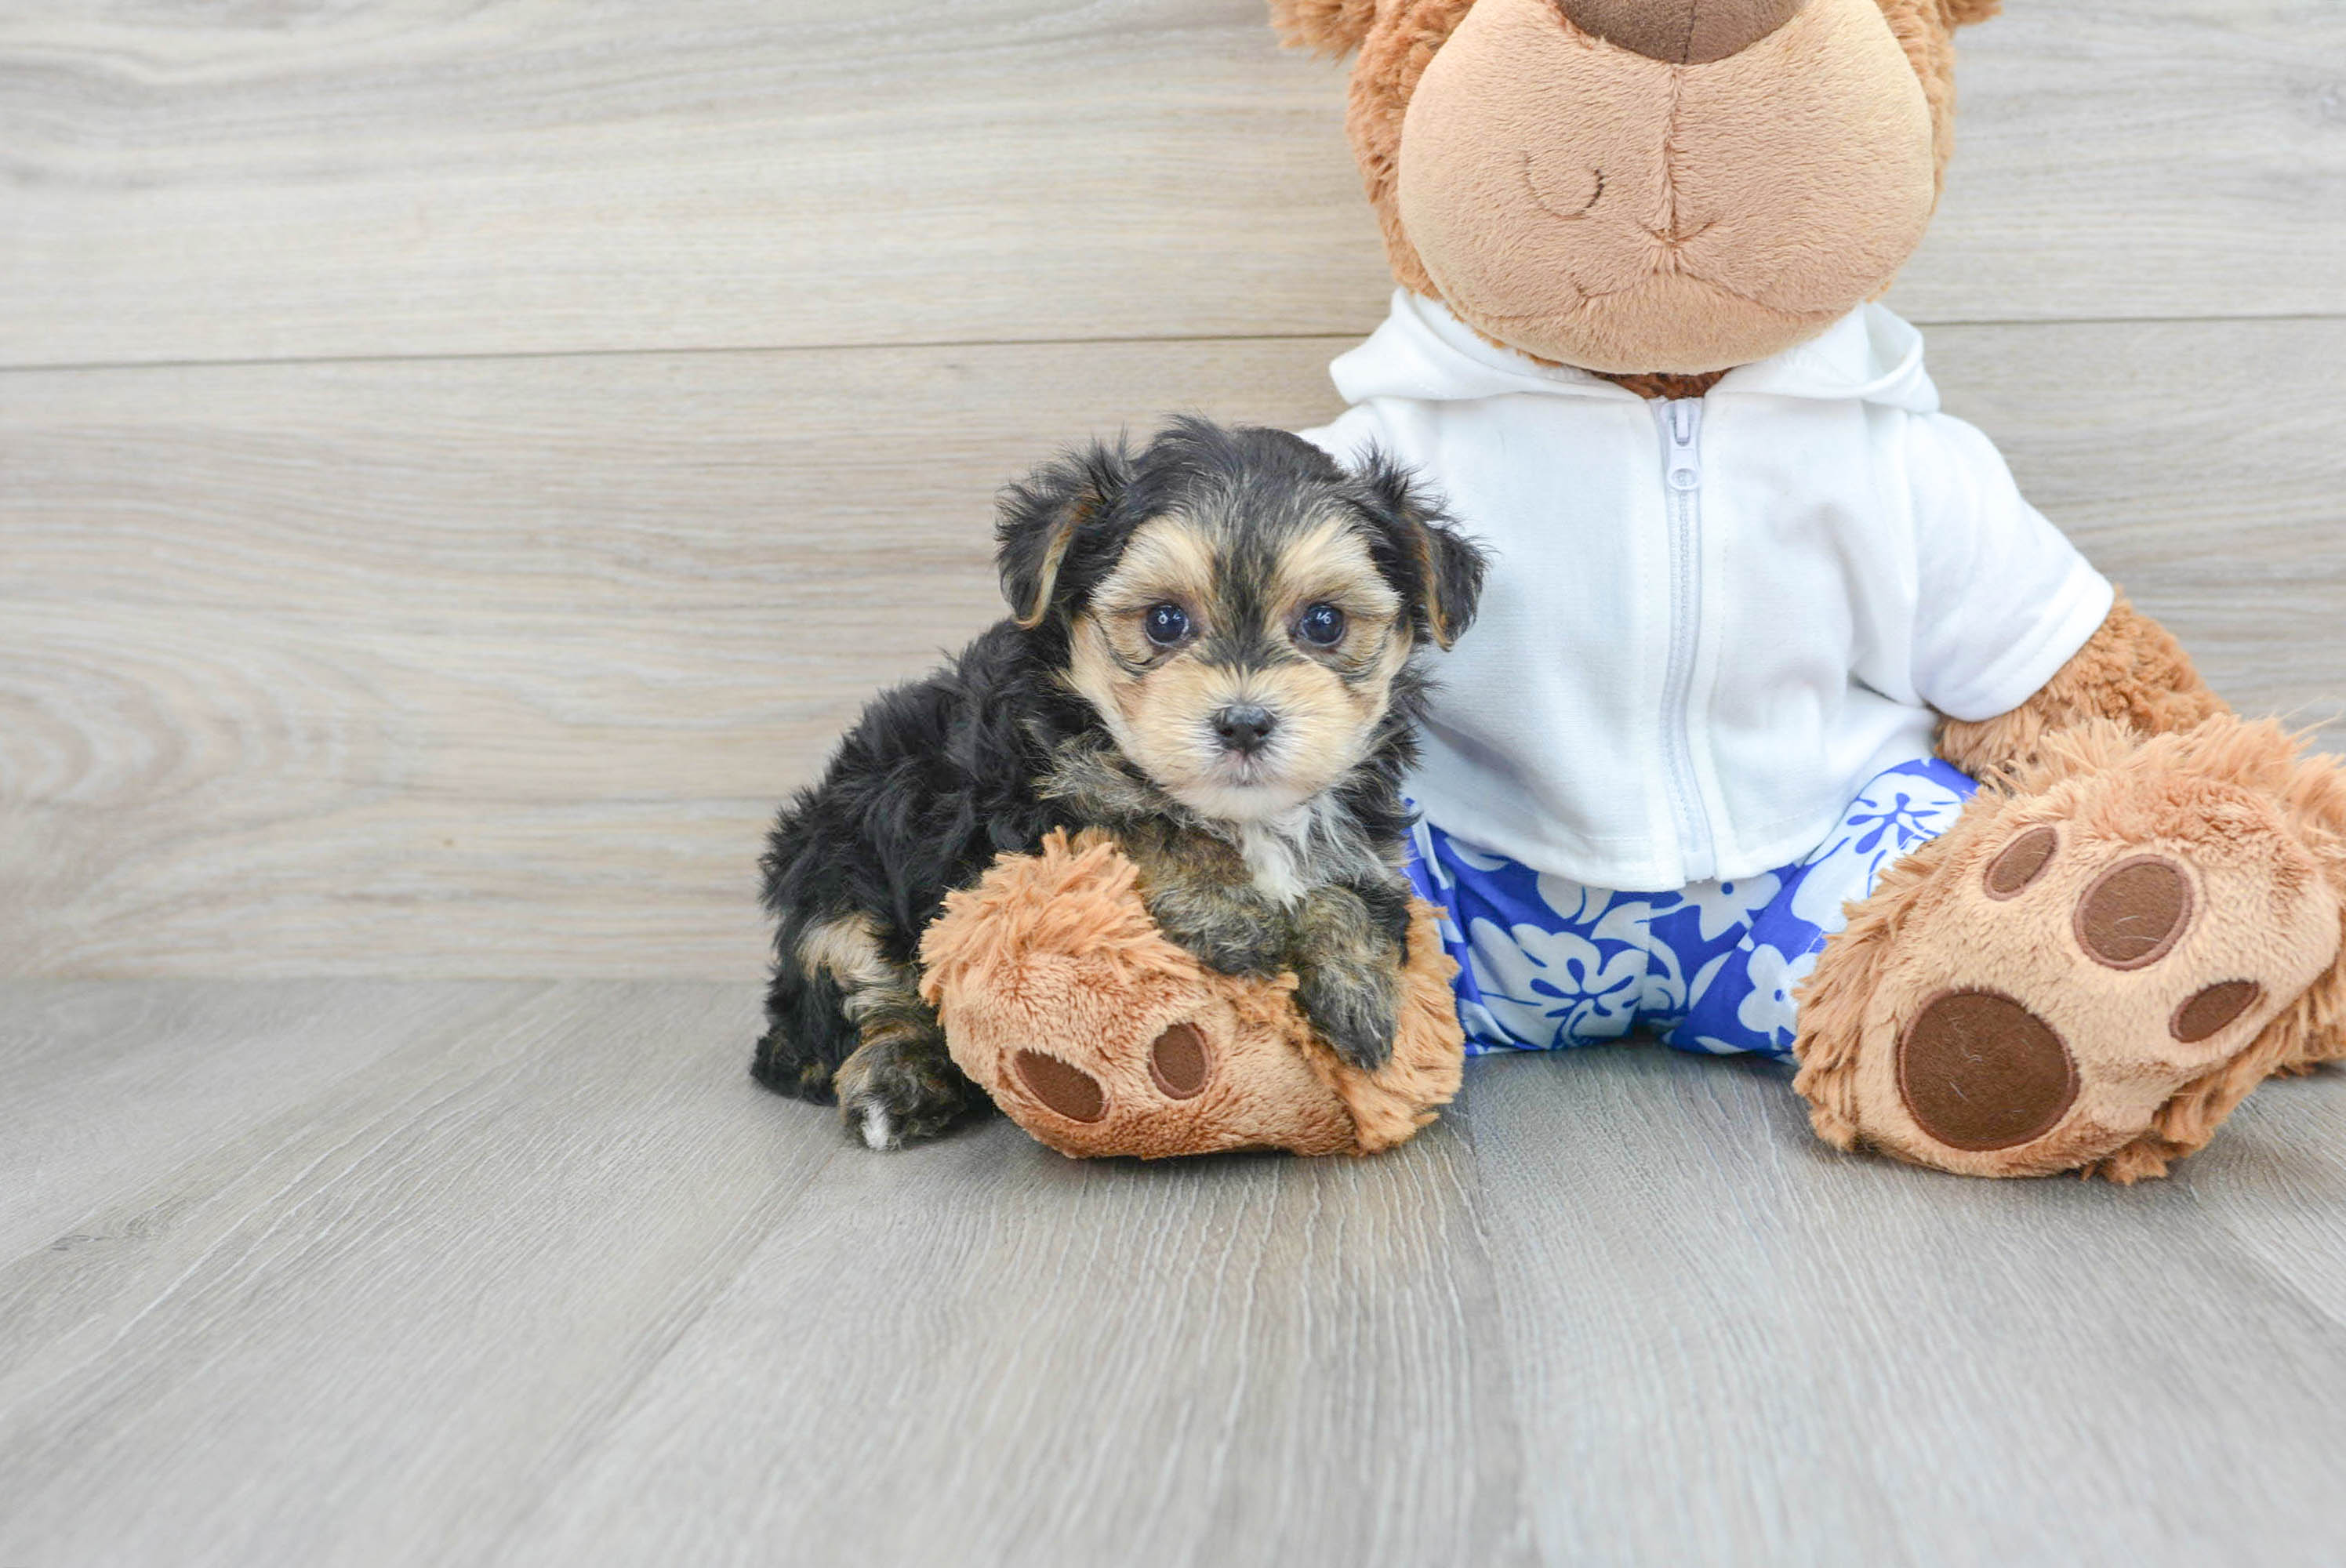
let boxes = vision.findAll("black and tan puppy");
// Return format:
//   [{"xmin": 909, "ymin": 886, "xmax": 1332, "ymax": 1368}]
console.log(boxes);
[{"xmin": 754, "ymin": 418, "xmax": 1485, "ymax": 1148}]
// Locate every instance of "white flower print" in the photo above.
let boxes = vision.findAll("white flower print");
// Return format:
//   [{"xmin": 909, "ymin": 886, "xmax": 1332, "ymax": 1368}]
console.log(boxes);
[
  {"xmin": 1674, "ymin": 872, "xmax": 1783, "ymax": 942},
  {"xmin": 1789, "ymin": 769, "xmax": 1970, "ymax": 929},
  {"xmin": 1634, "ymin": 936, "xmax": 1691, "ymax": 1020},
  {"xmin": 1530, "ymin": 874, "xmax": 1628, "ymax": 935},
  {"xmin": 1733, "ymin": 941, "xmax": 1819, "ymax": 1052},
  {"xmin": 1467, "ymin": 916, "xmax": 1643, "ymax": 1047},
  {"xmin": 1411, "ymin": 760, "xmax": 1974, "ymax": 1056}
]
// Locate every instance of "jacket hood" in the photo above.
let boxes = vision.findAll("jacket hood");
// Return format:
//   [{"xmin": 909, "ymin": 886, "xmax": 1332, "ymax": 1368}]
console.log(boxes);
[{"xmin": 1329, "ymin": 290, "xmax": 1941, "ymax": 416}]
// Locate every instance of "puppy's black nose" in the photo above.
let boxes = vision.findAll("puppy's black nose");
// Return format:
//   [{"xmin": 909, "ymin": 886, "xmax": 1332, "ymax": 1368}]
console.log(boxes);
[{"xmin": 1211, "ymin": 705, "xmax": 1276, "ymax": 755}]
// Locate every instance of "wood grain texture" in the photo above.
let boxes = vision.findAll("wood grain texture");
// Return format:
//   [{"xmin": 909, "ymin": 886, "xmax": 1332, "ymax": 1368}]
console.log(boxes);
[
  {"xmin": 1468, "ymin": 1048, "xmax": 2346, "ymax": 1565},
  {"xmin": 0, "ymin": 982, "xmax": 820, "ymax": 1568},
  {"xmin": 0, "ymin": 0, "xmax": 2339, "ymax": 370},
  {"xmin": 5, "ymin": 320, "xmax": 2341, "ymax": 978},
  {"xmin": 502, "ymin": 1070, "xmax": 1534, "ymax": 1568},
  {"xmin": 2, "ymin": 0, "xmax": 2340, "ymax": 1557},
  {"xmin": 2188, "ymin": 1063, "xmax": 2346, "ymax": 1325},
  {"xmin": 2, "ymin": 979, "xmax": 2342, "ymax": 1566},
  {"xmin": 0, "ymin": 979, "xmax": 527, "ymax": 1258}
]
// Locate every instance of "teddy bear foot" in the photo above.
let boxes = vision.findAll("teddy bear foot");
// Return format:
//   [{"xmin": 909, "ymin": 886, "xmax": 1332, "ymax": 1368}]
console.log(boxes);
[
  {"xmin": 917, "ymin": 830, "xmax": 1464, "ymax": 1160},
  {"xmin": 1795, "ymin": 719, "xmax": 2346, "ymax": 1180}
]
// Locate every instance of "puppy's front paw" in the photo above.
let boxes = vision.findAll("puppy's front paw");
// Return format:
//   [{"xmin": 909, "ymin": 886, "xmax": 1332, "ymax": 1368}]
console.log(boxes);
[
  {"xmin": 1187, "ymin": 912, "xmax": 1287, "ymax": 980},
  {"xmin": 1197, "ymin": 934, "xmax": 1287, "ymax": 979},
  {"xmin": 832, "ymin": 1030, "xmax": 982, "ymax": 1150},
  {"xmin": 1145, "ymin": 891, "xmax": 1285, "ymax": 978},
  {"xmin": 1298, "ymin": 968, "xmax": 1399, "ymax": 1073}
]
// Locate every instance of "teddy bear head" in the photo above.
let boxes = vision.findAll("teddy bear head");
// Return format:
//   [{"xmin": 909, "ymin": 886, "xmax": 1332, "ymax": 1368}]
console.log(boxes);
[{"xmin": 1272, "ymin": 0, "xmax": 2003, "ymax": 375}]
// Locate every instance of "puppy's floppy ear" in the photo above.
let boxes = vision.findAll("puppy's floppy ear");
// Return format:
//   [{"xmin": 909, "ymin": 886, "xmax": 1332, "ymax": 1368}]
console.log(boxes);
[
  {"xmin": 1269, "ymin": 0, "xmax": 1379, "ymax": 56},
  {"xmin": 1356, "ymin": 451, "xmax": 1486, "ymax": 651},
  {"xmin": 997, "ymin": 439, "xmax": 1133, "ymax": 630}
]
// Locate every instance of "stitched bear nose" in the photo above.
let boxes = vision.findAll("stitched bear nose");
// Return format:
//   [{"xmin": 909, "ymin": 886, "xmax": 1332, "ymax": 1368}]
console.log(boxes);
[
  {"xmin": 1212, "ymin": 705, "xmax": 1276, "ymax": 755},
  {"xmin": 1556, "ymin": 0, "xmax": 1807, "ymax": 64}
]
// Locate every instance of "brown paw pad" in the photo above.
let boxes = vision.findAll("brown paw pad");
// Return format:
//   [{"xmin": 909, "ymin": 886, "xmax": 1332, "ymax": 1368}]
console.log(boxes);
[
  {"xmin": 1148, "ymin": 1022, "xmax": 1211, "ymax": 1100},
  {"xmin": 1013, "ymin": 1050, "xmax": 1106, "ymax": 1123},
  {"xmin": 1982, "ymin": 825, "xmax": 2059, "ymax": 898},
  {"xmin": 2074, "ymin": 855, "xmax": 2193, "ymax": 971},
  {"xmin": 2171, "ymin": 981, "xmax": 2264, "ymax": 1044},
  {"xmin": 1897, "ymin": 989, "xmax": 2079, "ymax": 1152}
]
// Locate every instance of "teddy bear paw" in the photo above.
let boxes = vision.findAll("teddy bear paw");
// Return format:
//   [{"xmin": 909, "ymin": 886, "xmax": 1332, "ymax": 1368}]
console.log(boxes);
[
  {"xmin": 1001, "ymin": 1019, "xmax": 1214, "ymax": 1129},
  {"xmin": 963, "ymin": 981, "xmax": 1368, "ymax": 1160},
  {"xmin": 1797, "ymin": 757, "xmax": 2341, "ymax": 1178}
]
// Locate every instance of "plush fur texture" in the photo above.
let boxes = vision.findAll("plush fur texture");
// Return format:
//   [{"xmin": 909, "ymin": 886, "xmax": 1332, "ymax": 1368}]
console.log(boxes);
[
  {"xmin": 1269, "ymin": 0, "xmax": 1382, "ymax": 53},
  {"xmin": 1936, "ymin": 593, "xmax": 2228, "ymax": 781},
  {"xmin": 1792, "ymin": 596, "xmax": 2341, "ymax": 1184},
  {"xmin": 920, "ymin": 830, "xmax": 1465, "ymax": 1158},
  {"xmin": 1796, "ymin": 716, "xmax": 2346, "ymax": 1180},
  {"xmin": 754, "ymin": 417, "xmax": 1484, "ymax": 1151},
  {"xmin": 1396, "ymin": 0, "xmax": 1939, "ymax": 372},
  {"xmin": 1279, "ymin": 0, "xmax": 1979, "ymax": 375},
  {"xmin": 1595, "ymin": 368, "xmax": 1734, "ymax": 401}
]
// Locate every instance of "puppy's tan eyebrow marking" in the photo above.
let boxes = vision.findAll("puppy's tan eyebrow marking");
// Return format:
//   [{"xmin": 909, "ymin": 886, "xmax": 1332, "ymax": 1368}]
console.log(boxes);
[
  {"xmin": 1092, "ymin": 515, "xmax": 1222, "ymax": 615},
  {"xmin": 1267, "ymin": 517, "xmax": 1401, "ymax": 622}
]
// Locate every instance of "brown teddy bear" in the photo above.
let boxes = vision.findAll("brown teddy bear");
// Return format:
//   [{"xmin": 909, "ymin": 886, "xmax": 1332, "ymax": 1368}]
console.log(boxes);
[{"xmin": 931, "ymin": 0, "xmax": 2346, "ymax": 1178}]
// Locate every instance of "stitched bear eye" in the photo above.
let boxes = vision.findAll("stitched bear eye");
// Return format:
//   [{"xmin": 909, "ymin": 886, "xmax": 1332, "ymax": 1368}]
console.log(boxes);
[
  {"xmin": 1296, "ymin": 603, "xmax": 1346, "ymax": 647},
  {"xmin": 1142, "ymin": 603, "xmax": 1191, "ymax": 648}
]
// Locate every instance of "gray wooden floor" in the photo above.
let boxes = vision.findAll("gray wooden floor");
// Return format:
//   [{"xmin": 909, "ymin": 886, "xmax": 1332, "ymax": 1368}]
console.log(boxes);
[{"xmin": 4, "ymin": 979, "xmax": 2343, "ymax": 1566}]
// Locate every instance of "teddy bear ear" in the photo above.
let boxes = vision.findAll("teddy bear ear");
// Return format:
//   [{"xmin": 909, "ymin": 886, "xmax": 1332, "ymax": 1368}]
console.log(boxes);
[
  {"xmin": 1941, "ymin": 0, "xmax": 2003, "ymax": 26},
  {"xmin": 1268, "ymin": 0, "xmax": 1381, "ymax": 56}
]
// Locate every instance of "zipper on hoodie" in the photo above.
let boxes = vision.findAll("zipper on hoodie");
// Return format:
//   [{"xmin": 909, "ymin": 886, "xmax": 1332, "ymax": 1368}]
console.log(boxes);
[{"xmin": 1655, "ymin": 397, "xmax": 1715, "ymax": 882}]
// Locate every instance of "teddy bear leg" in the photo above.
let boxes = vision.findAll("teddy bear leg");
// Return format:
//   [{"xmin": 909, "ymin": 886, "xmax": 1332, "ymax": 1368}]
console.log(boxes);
[{"xmin": 1794, "ymin": 717, "xmax": 2345, "ymax": 1180}]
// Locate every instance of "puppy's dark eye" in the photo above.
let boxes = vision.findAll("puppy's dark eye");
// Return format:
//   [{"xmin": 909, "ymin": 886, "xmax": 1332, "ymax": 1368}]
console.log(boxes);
[
  {"xmin": 1296, "ymin": 603, "xmax": 1346, "ymax": 648},
  {"xmin": 1142, "ymin": 603, "xmax": 1191, "ymax": 648}
]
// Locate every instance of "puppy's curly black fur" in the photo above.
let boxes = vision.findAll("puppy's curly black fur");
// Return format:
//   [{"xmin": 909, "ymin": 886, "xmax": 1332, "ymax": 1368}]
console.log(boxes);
[{"xmin": 754, "ymin": 417, "xmax": 1485, "ymax": 1149}]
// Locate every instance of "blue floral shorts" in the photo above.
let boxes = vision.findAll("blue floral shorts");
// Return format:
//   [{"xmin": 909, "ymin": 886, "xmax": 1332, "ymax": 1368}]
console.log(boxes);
[{"xmin": 1404, "ymin": 758, "xmax": 1977, "ymax": 1060}]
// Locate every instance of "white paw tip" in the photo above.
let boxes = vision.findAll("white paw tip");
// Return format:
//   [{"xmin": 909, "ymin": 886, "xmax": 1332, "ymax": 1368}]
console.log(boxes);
[{"xmin": 859, "ymin": 1108, "xmax": 896, "ymax": 1151}]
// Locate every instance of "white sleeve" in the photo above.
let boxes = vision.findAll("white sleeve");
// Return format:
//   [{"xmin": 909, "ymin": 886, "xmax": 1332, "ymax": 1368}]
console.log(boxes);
[
  {"xmin": 1296, "ymin": 403, "xmax": 1391, "ymax": 470},
  {"xmin": 1905, "ymin": 412, "xmax": 2115, "ymax": 723}
]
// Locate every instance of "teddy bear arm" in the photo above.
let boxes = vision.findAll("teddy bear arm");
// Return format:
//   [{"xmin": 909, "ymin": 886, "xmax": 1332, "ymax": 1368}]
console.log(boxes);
[{"xmin": 1935, "ymin": 593, "xmax": 2226, "ymax": 782}]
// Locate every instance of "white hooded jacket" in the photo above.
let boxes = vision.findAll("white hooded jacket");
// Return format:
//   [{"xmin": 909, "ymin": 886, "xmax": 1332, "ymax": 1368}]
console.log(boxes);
[{"xmin": 1303, "ymin": 290, "xmax": 2113, "ymax": 892}]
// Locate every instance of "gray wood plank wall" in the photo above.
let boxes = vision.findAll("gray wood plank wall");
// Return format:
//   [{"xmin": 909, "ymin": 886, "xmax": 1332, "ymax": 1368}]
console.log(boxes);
[{"xmin": 4, "ymin": 0, "xmax": 2343, "ymax": 978}]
